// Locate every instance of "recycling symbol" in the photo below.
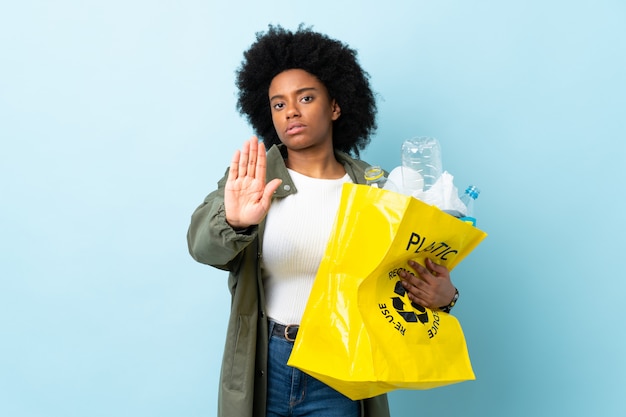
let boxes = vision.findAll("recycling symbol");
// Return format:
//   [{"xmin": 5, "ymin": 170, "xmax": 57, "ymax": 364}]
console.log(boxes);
[{"xmin": 391, "ymin": 280, "xmax": 429, "ymax": 324}]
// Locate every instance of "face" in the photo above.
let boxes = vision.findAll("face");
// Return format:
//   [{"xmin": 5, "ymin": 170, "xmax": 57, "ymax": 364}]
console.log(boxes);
[{"xmin": 268, "ymin": 69, "xmax": 341, "ymax": 152}]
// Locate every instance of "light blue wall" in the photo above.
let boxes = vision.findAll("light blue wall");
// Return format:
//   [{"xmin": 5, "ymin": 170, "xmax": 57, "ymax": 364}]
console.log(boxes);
[{"xmin": 1, "ymin": 1, "xmax": 625, "ymax": 416}]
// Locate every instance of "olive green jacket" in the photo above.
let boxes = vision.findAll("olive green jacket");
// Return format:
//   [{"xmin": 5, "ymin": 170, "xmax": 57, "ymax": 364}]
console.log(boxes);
[{"xmin": 187, "ymin": 144, "xmax": 390, "ymax": 417}]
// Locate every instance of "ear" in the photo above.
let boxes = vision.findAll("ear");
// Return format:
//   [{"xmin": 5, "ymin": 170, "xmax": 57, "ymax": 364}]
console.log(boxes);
[{"xmin": 331, "ymin": 100, "xmax": 341, "ymax": 121}]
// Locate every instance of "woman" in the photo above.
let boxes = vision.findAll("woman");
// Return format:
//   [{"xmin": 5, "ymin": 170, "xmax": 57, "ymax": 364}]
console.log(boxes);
[{"xmin": 187, "ymin": 25, "xmax": 458, "ymax": 417}]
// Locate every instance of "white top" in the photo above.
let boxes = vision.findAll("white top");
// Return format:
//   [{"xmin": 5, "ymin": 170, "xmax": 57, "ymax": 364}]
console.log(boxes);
[{"xmin": 261, "ymin": 169, "xmax": 351, "ymax": 325}]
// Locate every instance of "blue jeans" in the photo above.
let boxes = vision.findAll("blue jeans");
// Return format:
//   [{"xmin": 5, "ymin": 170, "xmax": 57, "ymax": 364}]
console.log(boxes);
[{"xmin": 266, "ymin": 321, "xmax": 360, "ymax": 417}]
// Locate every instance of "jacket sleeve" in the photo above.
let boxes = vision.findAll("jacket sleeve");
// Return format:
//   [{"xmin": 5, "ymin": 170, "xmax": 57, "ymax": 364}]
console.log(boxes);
[{"xmin": 187, "ymin": 169, "xmax": 259, "ymax": 271}]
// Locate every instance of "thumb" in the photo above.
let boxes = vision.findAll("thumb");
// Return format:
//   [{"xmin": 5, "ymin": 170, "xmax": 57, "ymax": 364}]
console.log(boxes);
[{"xmin": 262, "ymin": 178, "xmax": 283, "ymax": 202}]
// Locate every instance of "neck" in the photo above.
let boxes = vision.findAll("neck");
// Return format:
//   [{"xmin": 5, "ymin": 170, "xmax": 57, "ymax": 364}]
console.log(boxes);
[{"xmin": 285, "ymin": 148, "xmax": 345, "ymax": 179}]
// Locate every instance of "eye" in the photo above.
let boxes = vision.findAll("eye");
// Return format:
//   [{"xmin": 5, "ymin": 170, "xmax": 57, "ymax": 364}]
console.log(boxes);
[
  {"xmin": 272, "ymin": 102, "xmax": 285, "ymax": 111},
  {"xmin": 301, "ymin": 96, "xmax": 314, "ymax": 103}
]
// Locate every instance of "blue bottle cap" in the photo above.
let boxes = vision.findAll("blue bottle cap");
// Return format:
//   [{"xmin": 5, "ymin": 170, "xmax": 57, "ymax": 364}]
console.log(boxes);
[{"xmin": 465, "ymin": 185, "xmax": 480, "ymax": 200}]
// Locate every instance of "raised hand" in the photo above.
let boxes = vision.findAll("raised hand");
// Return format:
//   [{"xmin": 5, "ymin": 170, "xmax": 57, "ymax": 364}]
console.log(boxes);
[{"xmin": 224, "ymin": 136, "xmax": 282, "ymax": 229}]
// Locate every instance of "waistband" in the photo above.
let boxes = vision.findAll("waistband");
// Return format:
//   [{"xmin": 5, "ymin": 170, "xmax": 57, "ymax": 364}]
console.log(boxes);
[{"xmin": 270, "ymin": 321, "xmax": 299, "ymax": 342}]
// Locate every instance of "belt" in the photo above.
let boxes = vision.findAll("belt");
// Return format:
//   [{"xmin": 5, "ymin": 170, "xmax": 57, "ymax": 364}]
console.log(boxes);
[{"xmin": 271, "ymin": 322, "xmax": 299, "ymax": 342}]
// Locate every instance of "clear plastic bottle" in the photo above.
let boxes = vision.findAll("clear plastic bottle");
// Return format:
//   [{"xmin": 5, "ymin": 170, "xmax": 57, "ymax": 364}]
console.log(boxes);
[
  {"xmin": 364, "ymin": 166, "xmax": 387, "ymax": 188},
  {"xmin": 459, "ymin": 185, "xmax": 480, "ymax": 226},
  {"xmin": 401, "ymin": 137, "xmax": 442, "ymax": 194}
]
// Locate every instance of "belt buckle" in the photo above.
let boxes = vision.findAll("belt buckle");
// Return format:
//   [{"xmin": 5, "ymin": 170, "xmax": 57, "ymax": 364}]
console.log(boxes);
[{"xmin": 284, "ymin": 324, "xmax": 297, "ymax": 342}]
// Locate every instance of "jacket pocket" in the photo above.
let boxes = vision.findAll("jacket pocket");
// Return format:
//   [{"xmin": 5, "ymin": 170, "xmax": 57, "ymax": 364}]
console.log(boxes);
[{"xmin": 223, "ymin": 314, "xmax": 253, "ymax": 392}]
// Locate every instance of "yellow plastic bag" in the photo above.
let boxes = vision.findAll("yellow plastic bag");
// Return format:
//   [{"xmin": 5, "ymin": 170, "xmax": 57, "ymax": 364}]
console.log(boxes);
[{"xmin": 287, "ymin": 183, "xmax": 488, "ymax": 400}]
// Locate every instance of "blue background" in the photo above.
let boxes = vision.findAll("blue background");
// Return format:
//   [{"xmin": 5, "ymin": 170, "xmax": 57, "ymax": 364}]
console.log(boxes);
[{"xmin": 1, "ymin": 1, "xmax": 625, "ymax": 416}]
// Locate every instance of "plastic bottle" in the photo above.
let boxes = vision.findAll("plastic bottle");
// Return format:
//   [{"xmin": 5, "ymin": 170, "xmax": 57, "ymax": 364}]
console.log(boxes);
[
  {"xmin": 364, "ymin": 166, "xmax": 387, "ymax": 188},
  {"xmin": 459, "ymin": 185, "xmax": 480, "ymax": 226},
  {"xmin": 401, "ymin": 137, "xmax": 442, "ymax": 194}
]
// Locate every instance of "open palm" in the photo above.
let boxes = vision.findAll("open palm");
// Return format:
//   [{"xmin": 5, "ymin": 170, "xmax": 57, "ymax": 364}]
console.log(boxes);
[{"xmin": 224, "ymin": 137, "xmax": 282, "ymax": 229}]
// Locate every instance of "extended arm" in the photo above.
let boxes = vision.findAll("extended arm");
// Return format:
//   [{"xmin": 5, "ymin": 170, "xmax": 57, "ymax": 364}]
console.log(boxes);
[{"xmin": 187, "ymin": 137, "xmax": 281, "ymax": 270}]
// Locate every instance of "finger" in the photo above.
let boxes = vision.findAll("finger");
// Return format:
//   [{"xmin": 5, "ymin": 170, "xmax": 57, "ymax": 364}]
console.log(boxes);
[
  {"xmin": 228, "ymin": 149, "xmax": 241, "ymax": 180},
  {"xmin": 404, "ymin": 282, "xmax": 431, "ymax": 307},
  {"xmin": 262, "ymin": 178, "xmax": 283, "ymax": 203},
  {"xmin": 255, "ymin": 141, "xmax": 267, "ymax": 181},
  {"xmin": 426, "ymin": 259, "xmax": 449, "ymax": 279},
  {"xmin": 407, "ymin": 261, "xmax": 440, "ymax": 290},
  {"xmin": 239, "ymin": 139, "xmax": 250, "ymax": 177},
  {"xmin": 407, "ymin": 260, "xmax": 431, "ymax": 279},
  {"xmin": 399, "ymin": 269, "xmax": 423, "ymax": 290},
  {"xmin": 248, "ymin": 137, "xmax": 258, "ymax": 177},
  {"xmin": 401, "ymin": 274, "xmax": 418, "ymax": 291}
]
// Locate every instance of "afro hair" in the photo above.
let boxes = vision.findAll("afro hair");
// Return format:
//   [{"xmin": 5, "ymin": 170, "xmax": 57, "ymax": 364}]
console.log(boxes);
[{"xmin": 235, "ymin": 24, "xmax": 377, "ymax": 157}]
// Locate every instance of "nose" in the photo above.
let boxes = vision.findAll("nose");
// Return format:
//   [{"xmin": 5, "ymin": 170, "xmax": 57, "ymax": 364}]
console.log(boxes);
[{"xmin": 285, "ymin": 101, "xmax": 300, "ymax": 119}]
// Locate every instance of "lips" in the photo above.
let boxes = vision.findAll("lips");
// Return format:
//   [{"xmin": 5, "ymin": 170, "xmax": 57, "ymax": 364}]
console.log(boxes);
[{"xmin": 285, "ymin": 122, "xmax": 305, "ymax": 135}]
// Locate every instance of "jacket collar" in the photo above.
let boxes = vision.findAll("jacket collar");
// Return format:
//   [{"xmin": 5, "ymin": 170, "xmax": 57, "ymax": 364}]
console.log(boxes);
[{"xmin": 265, "ymin": 144, "xmax": 369, "ymax": 198}]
